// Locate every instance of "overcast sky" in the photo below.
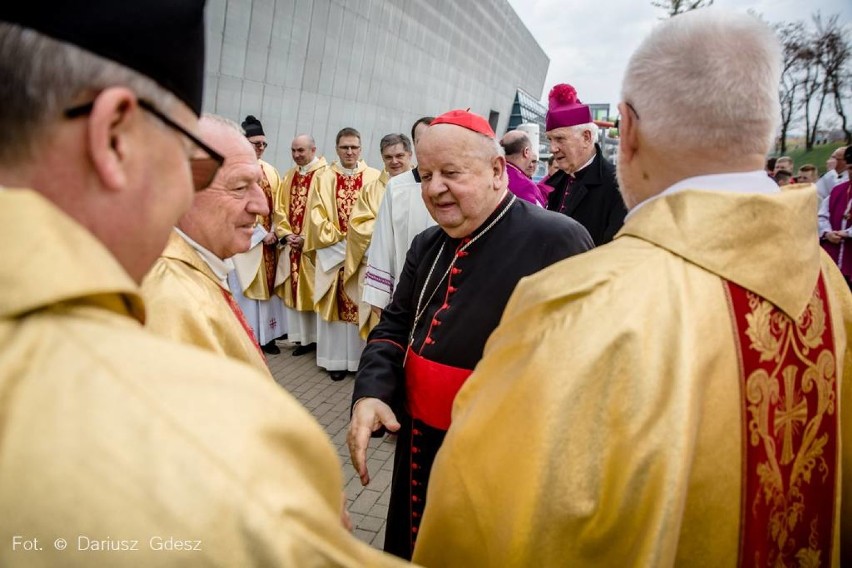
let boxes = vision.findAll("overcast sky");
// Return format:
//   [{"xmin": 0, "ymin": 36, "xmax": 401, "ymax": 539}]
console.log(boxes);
[{"xmin": 506, "ymin": 0, "xmax": 852, "ymax": 116}]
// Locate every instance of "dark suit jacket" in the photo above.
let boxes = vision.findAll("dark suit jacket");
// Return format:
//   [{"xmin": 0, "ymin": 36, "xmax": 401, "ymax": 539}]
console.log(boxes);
[{"xmin": 545, "ymin": 145, "xmax": 626, "ymax": 246}]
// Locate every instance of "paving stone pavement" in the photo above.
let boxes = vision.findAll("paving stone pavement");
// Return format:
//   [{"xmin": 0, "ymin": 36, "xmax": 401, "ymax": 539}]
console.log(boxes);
[{"xmin": 266, "ymin": 339, "xmax": 392, "ymax": 550}]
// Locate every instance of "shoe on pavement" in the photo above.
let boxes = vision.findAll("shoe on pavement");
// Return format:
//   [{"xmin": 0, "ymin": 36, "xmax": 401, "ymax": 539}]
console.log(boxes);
[
  {"xmin": 291, "ymin": 342, "xmax": 317, "ymax": 357},
  {"xmin": 261, "ymin": 341, "xmax": 281, "ymax": 355},
  {"xmin": 329, "ymin": 370, "xmax": 346, "ymax": 382}
]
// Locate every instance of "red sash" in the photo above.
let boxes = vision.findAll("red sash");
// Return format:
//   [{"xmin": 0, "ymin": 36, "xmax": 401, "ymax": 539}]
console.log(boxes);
[
  {"xmin": 220, "ymin": 288, "xmax": 265, "ymax": 359},
  {"xmin": 726, "ymin": 277, "xmax": 838, "ymax": 566},
  {"xmin": 404, "ymin": 348, "xmax": 472, "ymax": 431}
]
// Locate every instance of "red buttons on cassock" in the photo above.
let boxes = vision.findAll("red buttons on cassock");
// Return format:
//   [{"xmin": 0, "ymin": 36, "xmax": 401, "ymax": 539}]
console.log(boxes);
[
  {"xmin": 412, "ymin": 446, "xmax": 420, "ymax": 454},
  {"xmin": 412, "ymin": 495, "xmax": 419, "ymax": 503},
  {"xmin": 412, "ymin": 463, "xmax": 419, "ymax": 470},
  {"xmin": 412, "ymin": 480, "xmax": 418, "ymax": 486},
  {"xmin": 447, "ymin": 286, "xmax": 456, "ymax": 294},
  {"xmin": 413, "ymin": 512, "xmax": 420, "ymax": 518},
  {"xmin": 451, "ymin": 267, "xmax": 462, "ymax": 275},
  {"xmin": 424, "ymin": 337, "xmax": 434, "ymax": 345},
  {"xmin": 457, "ymin": 251, "xmax": 469, "ymax": 257},
  {"xmin": 412, "ymin": 428, "xmax": 421, "ymax": 436},
  {"xmin": 431, "ymin": 318, "xmax": 441, "ymax": 327},
  {"xmin": 412, "ymin": 527, "xmax": 418, "ymax": 534}
]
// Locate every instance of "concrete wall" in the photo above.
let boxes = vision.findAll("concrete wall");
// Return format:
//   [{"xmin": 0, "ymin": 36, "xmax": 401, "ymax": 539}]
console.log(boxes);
[{"xmin": 203, "ymin": 0, "xmax": 548, "ymax": 170}]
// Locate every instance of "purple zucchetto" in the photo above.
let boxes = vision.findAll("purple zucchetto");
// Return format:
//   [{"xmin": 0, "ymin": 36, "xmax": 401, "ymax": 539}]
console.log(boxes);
[{"xmin": 545, "ymin": 83, "xmax": 593, "ymax": 132}]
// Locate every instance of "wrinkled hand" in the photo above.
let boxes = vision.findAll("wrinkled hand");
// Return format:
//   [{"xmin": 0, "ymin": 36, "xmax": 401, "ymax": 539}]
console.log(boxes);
[
  {"xmin": 347, "ymin": 398, "xmax": 400, "ymax": 486},
  {"xmin": 826, "ymin": 231, "xmax": 844, "ymax": 244},
  {"xmin": 286, "ymin": 234, "xmax": 304, "ymax": 249},
  {"xmin": 340, "ymin": 492, "xmax": 353, "ymax": 532},
  {"xmin": 263, "ymin": 232, "xmax": 278, "ymax": 245}
]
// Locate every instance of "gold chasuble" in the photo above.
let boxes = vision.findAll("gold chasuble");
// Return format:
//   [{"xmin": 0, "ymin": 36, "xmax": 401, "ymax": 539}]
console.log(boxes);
[
  {"xmin": 305, "ymin": 160, "xmax": 381, "ymax": 323},
  {"xmin": 0, "ymin": 189, "xmax": 406, "ymax": 567},
  {"xmin": 413, "ymin": 187, "xmax": 852, "ymax": 567},
  {"xmin": 142, "ymin": 231, "xmax": 271, "ymax": 379},
  {"xmin": 274, "ymin": 157, "xmax": 327, "ymax": 311},
  {"xmin": 244, "ymin": 159, "xmax": 282, "ymax": 301},
  {"xmin": 344, "ymin": 169, "xmax": 390, "ymax": 338}
]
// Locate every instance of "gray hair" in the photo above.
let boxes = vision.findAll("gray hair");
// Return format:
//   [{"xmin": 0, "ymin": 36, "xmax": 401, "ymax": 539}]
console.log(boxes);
[
  {"xmin": 566, "ymin": 122, "xmax": 599, "ymax": 143},
  {"xmin": 380, "ymin": 133, "xmax": 412, "ymax": 154},
  {"xmin": 621, "ymin": 10, "xmax": 780, "ymax": 157},
  {"xmin": 0, "ymin": 23, "xmax": 178, "ymax": 165},
  {"xmin": 203, "ymin": 114, "xmax": 243, "ymax": 136}
]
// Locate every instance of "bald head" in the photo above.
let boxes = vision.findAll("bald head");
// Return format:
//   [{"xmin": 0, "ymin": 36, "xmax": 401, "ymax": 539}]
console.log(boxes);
[
  {"xmin": 417, "ymin": 123, "xmax": 506, "ymax": 238},
  {"xmin": 829, "ymin": 146, "xmax": 847, "ymax": 174},
  {"xmin": 501, "ymin": 130, "xmax": 534, "ymax": 174},
  {"xmin": 291, "ymin": 134, "xmax": 317, "ymax": 167}
]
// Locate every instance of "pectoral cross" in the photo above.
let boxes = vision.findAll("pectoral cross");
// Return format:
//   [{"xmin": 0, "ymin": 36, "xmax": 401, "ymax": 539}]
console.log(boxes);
[{"xmin": 774, "ymin": 368, "xmax": 808, "ymax": 465}]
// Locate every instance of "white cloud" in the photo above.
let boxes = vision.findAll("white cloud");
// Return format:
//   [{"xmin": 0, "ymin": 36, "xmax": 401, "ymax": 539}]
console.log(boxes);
[{"xmin": 507, "ymin": 0, "xmax": 852, "ymax": 118}]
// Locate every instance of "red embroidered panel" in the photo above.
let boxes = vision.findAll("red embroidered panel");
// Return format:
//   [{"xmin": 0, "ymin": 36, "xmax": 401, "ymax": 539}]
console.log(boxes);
[
  {"xmin": 259, "ymin": 169, "xmax": 277, "ymax": 290},
  {"xmin": 726, "ymin": 277, "xmax": 838, "ymax": 567},
  {"xmin": 336, "ymin": 268, "xmax": 358, "ymax": 323},
  {"xmin": 335, "ymin": 172, "xmax": 363, "ymax": 234},
  {"xmin": 289, "ymin": 171, "xmax": 315, "ymax": 235},
  {"xmin": 287, "ymin": 170, "xmax": 316, "ymax": 300}
]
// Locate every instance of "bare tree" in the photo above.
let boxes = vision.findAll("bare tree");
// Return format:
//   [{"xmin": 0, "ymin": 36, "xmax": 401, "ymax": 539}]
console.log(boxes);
[
  {"xmin": 814, "ymin": 14, "xmax": 851, "ymax": 144},
  {"xmin": 776, "ymin": 21, "xmax": 807, "ymax": 153},
  {"xmin": 800, "ymin": 38, "xmax": 827, "ymax": 151},
  {"xmin": 651, "ymin": 0, "xmax": 714, "ymax": 18}
]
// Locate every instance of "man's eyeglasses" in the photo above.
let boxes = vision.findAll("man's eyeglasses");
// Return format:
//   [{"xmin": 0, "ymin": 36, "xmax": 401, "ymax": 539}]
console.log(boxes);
[
  {"xmin": 338, "ymin": 145, "xmax": 361, "ymax": 151},
  {"xmin": 614, "ymin": 101, "xmax": 640, "ymax": 131},
  {"xmin": 251, "ymin": 141, "xmax": 268, "ymax": 150},
  {"xmin": 64, "ymin": 98, "xmax": 225, "ymax": 191}
]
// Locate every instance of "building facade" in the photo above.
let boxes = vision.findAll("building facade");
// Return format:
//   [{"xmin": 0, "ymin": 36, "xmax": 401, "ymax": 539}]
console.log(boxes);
[{"xmin": 203, "ymin": 0, "xmax": 549, "ymax": 168}]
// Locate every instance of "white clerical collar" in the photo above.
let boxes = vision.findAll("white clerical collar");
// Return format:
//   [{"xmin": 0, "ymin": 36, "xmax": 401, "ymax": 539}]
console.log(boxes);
[
  {"xmin": 568, "ymin": 153, "xmax": 596, "ymax": 177},
  {"xmin": 337, "ymin": 162, "xmax": 360, "ymax": 176},
  {"xmin": 174, "ymin": 228, "xmax": 234, "ymax": 285},
  {"xmin": 299, "ymin": 157, "xmax": 319, "ymax": 174},
  {"xmin": 627, "ymin": 170, "xmax": 780, "ymax": 220}
]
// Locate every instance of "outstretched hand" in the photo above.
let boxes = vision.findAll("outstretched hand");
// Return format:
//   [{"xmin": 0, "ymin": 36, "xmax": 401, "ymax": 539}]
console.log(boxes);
[{"xmin": 347, "ymin": 398, "xmax": 400, "ymax": 486}]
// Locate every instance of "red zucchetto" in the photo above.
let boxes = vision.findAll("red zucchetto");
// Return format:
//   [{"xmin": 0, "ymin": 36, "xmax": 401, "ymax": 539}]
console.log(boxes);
[{"xmin": 430, "ymin": 109, "xmax": 496, "ymax": 138}]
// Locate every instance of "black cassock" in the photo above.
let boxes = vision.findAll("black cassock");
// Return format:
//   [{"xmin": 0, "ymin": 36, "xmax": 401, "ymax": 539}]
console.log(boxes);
[
  {"xmin": 544, "ymin": 144, "xmax": 627, "ymax": 246},
  {"xmin": 353, "ymin": 193, "xmax": 593, "ymax": 559}
]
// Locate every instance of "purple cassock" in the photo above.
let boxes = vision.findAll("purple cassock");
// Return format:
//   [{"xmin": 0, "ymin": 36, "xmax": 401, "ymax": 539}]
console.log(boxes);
[
  {"xmin": 506, "ymin": 162, "xmax": 547, "ymax": 207},
  {"xmin": 821, "ymin": 180, "xmax": 852, "ymax": 282}
]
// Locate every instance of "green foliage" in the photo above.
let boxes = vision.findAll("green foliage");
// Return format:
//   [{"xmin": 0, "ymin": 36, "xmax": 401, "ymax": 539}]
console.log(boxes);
[{"xmin": 774, "ymin": 142, "xmax": 843, "ymax": 176}]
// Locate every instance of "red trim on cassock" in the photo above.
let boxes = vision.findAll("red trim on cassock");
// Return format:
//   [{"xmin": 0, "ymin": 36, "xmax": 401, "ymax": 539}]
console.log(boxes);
[
  {"xmin": 220, "ymin": 288, "xmax": 265, "ymax": 359},
  {"xmin": 404, "ymin": 347, "xmax": 472, "ymax": 431},
  {"xmin": 367, "ymin": 338, "xmax": 405, "ymax": 351}
]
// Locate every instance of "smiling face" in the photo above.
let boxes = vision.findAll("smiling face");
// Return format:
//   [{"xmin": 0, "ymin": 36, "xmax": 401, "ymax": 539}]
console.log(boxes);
[
  {"xmin": 417, "ymin": 124, "xmax": 505, "ymax": 238},
  {"xmin": 247, "ymin": 134, "xmax": 267, "ymax": 159},
  {"xmin": 381, "ymin": 142, "xmax": 413, "ymax": 177},
  {"xmin": 291, "ymin": 135, "xmax": 316, "ymax": 167},
  {"xmin": 177, "ymin": 118, "xmax": 267, "ymax": 259}
]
